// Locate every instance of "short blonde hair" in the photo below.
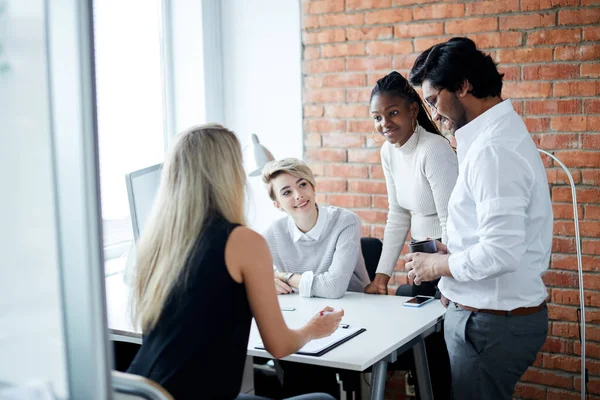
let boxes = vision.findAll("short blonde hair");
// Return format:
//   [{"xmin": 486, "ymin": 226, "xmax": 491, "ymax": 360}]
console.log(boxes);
[{"xmin": 262, "ymin": 158, "xmax": 316, "ymax": 201}]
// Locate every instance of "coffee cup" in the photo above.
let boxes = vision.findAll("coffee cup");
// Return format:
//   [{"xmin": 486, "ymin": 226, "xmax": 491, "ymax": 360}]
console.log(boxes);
[{"xmin": 408, "ymin": 239, "xmax": 438, "ymax": 254}]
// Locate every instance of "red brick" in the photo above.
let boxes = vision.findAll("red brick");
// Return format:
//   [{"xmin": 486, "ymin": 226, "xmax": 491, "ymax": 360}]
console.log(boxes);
[
  {"xmin": 582, "ymin": 63, "xmax": 600, "ymax": 78},
  {"xmin": 543, "ymin": 270, "xmax": 578, "ymax": 287},
  {"xmin": 523, "ymin": 0, "xmax": 580, "ymax": 10},
  {"xmin": 322, "ymin": 43, "xmax": 366, "ymax": 58},
  {"xmin": 542, "ymin": 354, "xmax": 581, "ymax": 373},
  {"xmin": 553, "ymin": 322, "xmax": 600, "ymax": 341},
  {"xmin": 328, "ymin": 194, "xmax": 371, "ymax": 208},
  {"xmin": 465, "ymin": 0, "xmax": 519, "ymax": 15},
  {"xmin": 414, "ymin": 37, "xmax": 444, "ymax": 52},
  {"xmin": 346, "ymin": 0, "xmax": 391, "ymax": 10},
  {"xmin": 348, "ymin": 179, "xmax": 387, "ymax": 194},
  {"xmin": 372, "ymin": 195, "xmax": 388, "ymax": 209},
  {"xmin": 303, "ymin": 15, "xmax": 320, "ymax": 30},
  {"xmin": 305, "ymin": 148, "xmax": 347, "ymax": 162},
  {"xmin": 305, "ymin": 0, "xmax": 345, "ymax": 14},
  {"xmin": 346, "ymin": 27, "xmax": 393, "ymax": 41},
  {"xmin": 309, "ymin": 163, "xmax": 326, "ymax": 176},
  {"xmin": 553, "ymin": 237, "xmax": 577, "ymax": 253},
  {"xmin": 499, "ymin": 13, "xmax": 556, "ymax": 30},
  {"xmin": 394, "ymin": 22, "xmax": 443, "ymax": 38},
  {"xmin": 322, "ymin": 133, "xmax": 365, "ymax": 148},
  {"xmin": 315, "ymin": 193, "xmax": 328, "ymax": 204},
  {"xmin": 304, "ymin": 105, "xmax": 324, "ymax": 117},
  {"xmin": 582, "ymin": 170, "xmax": 600, "ymax": 185},
  {"xmin": 581, "ymin": 221, "xmax": 600, "ymax": 238},
  {"xmin": 360, "ymin": 224, "xmax": 370, "ymax": 237},
  {"xmin": 346, "ymin": 88, "xmax": 371, "ymax": 103},
  {"xmin": 347, "ymin": 56, "xmax": 392, "ymax": 72},
  {"xmin": 555, "ymin": 45, "xmax": 600, "ymax": 61},
  {"xmin": 553, "ymin": 186, "xmax": 600, "ymax": 203},
  {"xmin": 582, "ymin": 0, "xmax": 600, "ymax": 4},
  {"xmin": 542, "ymin": 337, "xmax": 574, "ymax": 355},
  {"xmin": 552, "ymin": 288, "xmax": 600, "ymax": 307},
  {"xmin": 364, "ymin": 8, "xmax": 412, "ymax": 25},
  {"xmin": 559, "ymin": 8, "xmax": 600, "ymax": 25},
  {"xmin": 523, "ymin": 64, "xmax": 579, "ymax": 80},
  {"xmin": 366, "ymin": 41, "xmax": 413, "ymax": 56},
  {"xmin": 370, "ymin": 224, "xmax": 385, "ymax": 239},
  {"xmin": 496, "ymin": 48, "xmax": 553, "ymax": 63},
  {"xmin": 554, "ymin": 81, "xmax": 600, "ymax": 97},
  {"xmin": 323, "ymin": 73, "xmax": 366, "ymax": 88},
  {"xmin": 348, "ymin": 120, "xmax": 373, "ymax": 133},
  {"xmin": 304, "ymin": 119, "xmax": 346, "ymax": 134},
  {"xmin": 547, "ymin": 303, "xmax": 580, "ymax": 322},
  {"xmin": 304, "ymin": 47, "xmax": 320, "ymax": 60},
  {"xmin": 324, "ymin": 104, "xmax": 369, "ymax": 118},
  {"xmin": 553, "ymin": 116, "xmax": 600, "ymax": 132},
  {"xmin": 574, "ymin": 377, "xmax": 600, "ymax": 396},
  {"xmin": 524, "ymin": 117, "xmax": 551, "ymax": 132},
  {"xmin": 446, "ymin": 17, "xmax": 498, "ymax": 34},
  {"xmin": 304, "ymin": 59, "xmax": 345, "ymax": 74},
  {"xmin": 584, "ymin": 26, "xmax": 600, "ymax": 41},
  {"xmin": 348, "ymin": 148, "xmax": 381, "ymax": 163},
  {"xmin": 304, "ymin": 89, "xmax": 346, "ymax": 104},
  {"xmin": 584, "ymin": 99, "xmax": 600, "ymax": 114},
  {"xmin": 305, "ymin": 76, "xmax": 323, "ymax": 89},
  {"xmin": 546, "ymin": 168, "xmax": 581, "ymax": 185},
  {"xmin": 587, "ymin": 205, "xmax": 600, "ymax": 220},
  {"xmin": 467, "ymin": 32, "xmax": 523, "ymax": 49},
  {"xmin": 525, "ymin": 100, "xmax": 581, "ymax": 115},
  {"xmin": 326, "ymin": 163, "xmax": 369, "ymax": 178},
  {"xmin": 582, "ymin": 134, "xmax": 600, "ymax": 150},
  {"xmin": 521, "ymin": 367, "xmax": 573, "ymax": 389},
  {"xmin": 319, "ymin": 13, "xmax": 365, "ymax": 27},
  {"xmin": 413, "ymin": 4, "xmax": 465, "ymax": 20},
  {"xmin": 552, "ymin": 202, "xmax": 584, "ymax": 219},
  {"xmin": 537, "ymin": 133, "xmax": 579, "ymax": 149},
  {"xmin": 370, "ymin": 165, "xmax": 385, "ymax": 179},
  {"xmin": 574, "ymin": 341, "xmax": 600, "ymax": 360},
  {"xmin": 305, "ymin": 133, "xmax": 322, "ymax": 148},
  {"xmin": 355, "ymin": 210, "xmax": 387, "ymax": 224},
  {"xmin": 551, "ymin": 254, "xmax": 600, "ymax": 272},
  {"xmin": 504, "ymin": 82, "xmax": 553, "ymax": 98},
  {"xmin": 528, "ymin": 28, "xmax": 582, "ymax": 45},
  {"xmin": 393, "ymin": 54, "xmax": 418, "ymax": 70},
  {"xmin": 315, "ymin": 177, "xmax": 347, "ymax": 192},
  {"xmin": 393, "ymin": 0, "xmax": 437, "ymax": 4},
  {"xmin": 583, "ymin": 240, "xmax": 600, "ymax": 255},
  {"xmin": 514, "ymin": 382, "xmax": 547, "ymax": 400},
  {"xmin": 498, "ymin": 65, "xmax": 520, "ymax": 81},
  {"xmin": 304, "ymin": 29, "xmax": 346, "ymax": 45}
]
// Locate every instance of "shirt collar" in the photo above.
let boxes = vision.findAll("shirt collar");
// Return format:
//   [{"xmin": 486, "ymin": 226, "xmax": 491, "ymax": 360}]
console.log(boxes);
[
  {"xmin": 455, "ymin": 99, "xmax": 514, "ymax": 162},
  {"xmin": 291, "ymin": 205, "xmax": 328, "ymax": 242},
  {"xmin": 395, "ymin": 123, "xmax": 422, "ymax": 154}
]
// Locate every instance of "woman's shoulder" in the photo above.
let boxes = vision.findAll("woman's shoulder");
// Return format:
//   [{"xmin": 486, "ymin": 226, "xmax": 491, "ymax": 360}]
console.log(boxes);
[
  {"xmin": 418, "ymin": 130, "xmax": 456, "ymax": 156},
  {"xmin": 263, "ymin": 215, "xmax": 291, "ymax": 239},
  {"xmin": 326, "ymin": 206, "xmax": 361, "ymax": 227}
]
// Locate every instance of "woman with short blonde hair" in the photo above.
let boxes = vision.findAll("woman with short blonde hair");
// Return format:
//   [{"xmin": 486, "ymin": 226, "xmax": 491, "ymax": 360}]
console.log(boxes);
[{"xmin": 128, "ymin": 125, "xmax": 340, "ymax": 400}]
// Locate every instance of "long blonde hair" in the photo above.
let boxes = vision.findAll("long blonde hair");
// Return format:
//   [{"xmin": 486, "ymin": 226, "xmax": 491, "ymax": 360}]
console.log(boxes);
[{"xmin": 131, "ymin": 124, "xmax": 247, "ymax": 332}]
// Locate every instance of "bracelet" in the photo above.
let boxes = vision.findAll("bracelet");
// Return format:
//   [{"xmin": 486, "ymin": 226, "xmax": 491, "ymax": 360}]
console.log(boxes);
[{"xmin": 284, "ymin": 272, "xmax": 294, "ymax": 284}]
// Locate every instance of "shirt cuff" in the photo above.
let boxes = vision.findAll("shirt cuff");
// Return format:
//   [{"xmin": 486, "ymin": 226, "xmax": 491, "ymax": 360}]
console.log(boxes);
[
  {"xmin": 299, "ymin": 271, "xmax": 314, "ymax": 298},
  {"xmin": 448, "ymin": 252, "xmax": 468, "ymax": 282}
]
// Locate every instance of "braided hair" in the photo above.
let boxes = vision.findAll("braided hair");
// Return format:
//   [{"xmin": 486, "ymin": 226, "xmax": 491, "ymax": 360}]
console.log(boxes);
[{"xmin": 370, "ymin": 71, "xmax": 445, "ymax": 140}]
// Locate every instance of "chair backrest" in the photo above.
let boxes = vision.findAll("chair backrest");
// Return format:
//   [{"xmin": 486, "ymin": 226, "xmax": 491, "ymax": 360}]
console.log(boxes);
[
  {"xmin": 112, "ymin": 371, "xmax": 174, "ymax": 400},
  {"xmin": 360, "ymin": 237, "xmax": 383, "ymax": 282}
]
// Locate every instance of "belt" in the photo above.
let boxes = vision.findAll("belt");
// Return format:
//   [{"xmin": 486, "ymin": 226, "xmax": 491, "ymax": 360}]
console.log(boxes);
[{"xmin": 454, "ymin": 301, "xmax": 546, "ymax": 317}]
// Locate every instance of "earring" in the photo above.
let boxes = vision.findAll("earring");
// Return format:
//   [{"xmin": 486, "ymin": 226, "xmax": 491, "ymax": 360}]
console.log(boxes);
[{"xmin": 371, "ymin": 131, "xmax": 384, "ymax": 145}]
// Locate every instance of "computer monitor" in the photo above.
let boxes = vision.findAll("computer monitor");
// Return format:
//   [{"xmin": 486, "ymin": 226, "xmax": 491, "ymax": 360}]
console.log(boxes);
[{"xmin": 125, "ymin": 163, "xmax": 162, "ymax": 241}]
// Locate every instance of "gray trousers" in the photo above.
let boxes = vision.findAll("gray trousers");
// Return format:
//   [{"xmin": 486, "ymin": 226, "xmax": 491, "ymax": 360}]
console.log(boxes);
[{"xmin": 444, "ymin": 301, "xmax": 548, "ymax": 400}]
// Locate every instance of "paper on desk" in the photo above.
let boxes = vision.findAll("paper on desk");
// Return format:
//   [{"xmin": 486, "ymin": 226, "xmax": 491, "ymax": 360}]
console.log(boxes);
[
  {"xmin": 257, "ymin": 326, "xmax": 363, "ymax": 355},
  {"xmin": 0, "ymin": 381, "xmax": 57, "ymax": 400}
]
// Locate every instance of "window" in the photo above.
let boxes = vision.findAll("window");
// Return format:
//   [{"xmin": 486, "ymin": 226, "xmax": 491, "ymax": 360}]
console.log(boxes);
[{"xmin": 92, "ymin": 0, "xmax": 166, "ymax": 274}]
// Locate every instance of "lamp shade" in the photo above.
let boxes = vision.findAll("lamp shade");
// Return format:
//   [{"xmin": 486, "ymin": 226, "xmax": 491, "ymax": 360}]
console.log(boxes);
[{"xmin": 243, "ymin": 133, "xmax": 275, "ymax": 177}]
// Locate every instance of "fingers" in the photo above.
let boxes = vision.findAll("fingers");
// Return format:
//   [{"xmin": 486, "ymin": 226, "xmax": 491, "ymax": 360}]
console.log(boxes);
[
  {"xmin": 320, "ymin": 306, "xmax": 334, "ymax": 313},
  {"xmin": 274, "ymin": 278, "xmax": 292, "ymax": 294},
  {"xmin": 404, "ymin": 252, "xmax": 415, "ymax": 262}
]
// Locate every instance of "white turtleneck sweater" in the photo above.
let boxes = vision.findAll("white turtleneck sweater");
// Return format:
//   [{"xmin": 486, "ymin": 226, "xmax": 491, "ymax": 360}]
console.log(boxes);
[{"xmin": 376, "ymin": 125, "xmax": 459, "ymax": 277}]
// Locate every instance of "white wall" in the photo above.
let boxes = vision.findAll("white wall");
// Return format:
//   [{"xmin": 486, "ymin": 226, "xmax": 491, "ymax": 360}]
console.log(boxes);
[
  {"xmin": 220, "ymin": 0, "xmax": 303, "ymax": 232},
  {"xmin": 0, "ymin": 0, "xmax": 68, "ymax": 396}
]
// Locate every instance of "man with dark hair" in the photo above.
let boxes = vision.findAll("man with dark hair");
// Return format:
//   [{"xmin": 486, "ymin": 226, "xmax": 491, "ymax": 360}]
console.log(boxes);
[{"xmin": 404, "ymin": 37, "xmax": 553, "ymax": 399}]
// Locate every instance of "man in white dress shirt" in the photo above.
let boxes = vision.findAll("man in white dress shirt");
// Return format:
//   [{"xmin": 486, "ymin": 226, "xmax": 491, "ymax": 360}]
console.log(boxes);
[{"xmin": 404, "ymin": 37, "xmax": 553, "ymax": 399}]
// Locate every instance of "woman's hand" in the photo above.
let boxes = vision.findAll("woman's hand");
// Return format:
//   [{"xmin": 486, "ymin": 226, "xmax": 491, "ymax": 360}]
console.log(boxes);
[
  {"xmin": 274, "ymin": 278, "xmax": 293, "ymax": 294},
  {"xmin": 304, "ymin": 306, "xmax": 344, "ymax": 340},
  {"xmin": 363, "ymin": 273, "xmax": 390, "ymax": 295}
]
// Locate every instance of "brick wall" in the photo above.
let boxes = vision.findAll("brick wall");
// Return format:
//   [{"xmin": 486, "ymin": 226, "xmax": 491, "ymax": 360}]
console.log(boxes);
[{"xmin": 300, "ymin": 0, "xmax": 600, "ymax": 398}]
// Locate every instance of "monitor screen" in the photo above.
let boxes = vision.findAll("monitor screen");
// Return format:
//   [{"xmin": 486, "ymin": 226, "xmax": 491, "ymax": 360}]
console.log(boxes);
[{"xmin": 125, "ymin": 164, "xmax": 162, "ymax": 241}]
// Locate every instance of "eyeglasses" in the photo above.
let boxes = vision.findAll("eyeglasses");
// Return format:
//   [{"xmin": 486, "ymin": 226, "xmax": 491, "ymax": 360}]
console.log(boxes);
[{"xmin": 425, "ymin": 88, "xmax": 445, "ymax": 111}]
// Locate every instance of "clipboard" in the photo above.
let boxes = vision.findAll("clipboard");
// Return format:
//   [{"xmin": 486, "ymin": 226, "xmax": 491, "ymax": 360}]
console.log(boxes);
[{"xmin": 255, "ymin": 327, "xmax": 366, "ymax": 357}]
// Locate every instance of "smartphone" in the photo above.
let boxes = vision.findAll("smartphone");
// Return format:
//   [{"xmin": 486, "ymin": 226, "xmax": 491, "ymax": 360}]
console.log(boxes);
[{"xmin": 403, "ymin": 295, "xmax": 435, "ymax": 308}]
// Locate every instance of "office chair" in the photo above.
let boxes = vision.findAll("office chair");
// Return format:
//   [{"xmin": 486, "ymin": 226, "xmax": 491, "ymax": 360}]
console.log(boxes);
[{"xmin": 112, "ymin": 370, "xmax": 173, "ymax": 400}]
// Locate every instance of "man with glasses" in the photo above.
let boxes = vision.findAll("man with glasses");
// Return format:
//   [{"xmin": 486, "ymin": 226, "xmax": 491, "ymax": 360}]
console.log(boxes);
[{"xmin": 403, "ymin": 37, "xmax": 553, "ymax": 400}]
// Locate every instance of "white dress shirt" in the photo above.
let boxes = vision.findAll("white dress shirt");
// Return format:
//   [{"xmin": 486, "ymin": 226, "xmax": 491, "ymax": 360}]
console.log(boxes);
[{"xmin": 439, "ymin": 99, "xmax": 553, "ymax": 310}]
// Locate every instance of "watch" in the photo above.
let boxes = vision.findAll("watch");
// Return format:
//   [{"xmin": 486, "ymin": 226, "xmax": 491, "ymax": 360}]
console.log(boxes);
[{"xmin": 284, "ymin": 272, "xmax": 294, "ymax": 284}]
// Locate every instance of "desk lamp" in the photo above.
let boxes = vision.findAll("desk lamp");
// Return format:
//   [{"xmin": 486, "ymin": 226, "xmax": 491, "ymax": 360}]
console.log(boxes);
[{"xmin": 243, "ymin": 133, "xmax": 275, "ymax": 177}]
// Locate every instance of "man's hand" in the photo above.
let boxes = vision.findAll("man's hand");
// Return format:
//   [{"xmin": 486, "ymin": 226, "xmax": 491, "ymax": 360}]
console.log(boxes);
[
  {"xmin": 364, "ymin": 273, "xmax": 390, "ymax": 295},
  {"xmin": 404, "ymin": 252, "xmax": 451, "ymax": 286}
]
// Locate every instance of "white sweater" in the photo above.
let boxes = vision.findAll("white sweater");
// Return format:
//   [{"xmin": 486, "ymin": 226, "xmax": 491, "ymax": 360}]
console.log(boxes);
[
  {"xmin": 264, "ymin": 206, "xmax": 370, "ymax": 299},
  {"xmin": 376, "ymin": 125, "xmax": 459, "ymax": 277}
]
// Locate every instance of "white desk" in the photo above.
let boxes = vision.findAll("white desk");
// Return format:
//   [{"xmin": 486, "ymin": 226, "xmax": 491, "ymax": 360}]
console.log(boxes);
[{"xmin": 106, "ymin": 273, "xmax": 446, "ymax": 400}]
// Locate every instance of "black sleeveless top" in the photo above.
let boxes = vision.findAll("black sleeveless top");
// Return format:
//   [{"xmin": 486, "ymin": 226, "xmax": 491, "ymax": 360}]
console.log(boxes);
[{"xmin": 127, "ymin": 215, "xmax": 252, "ymax": 400}]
